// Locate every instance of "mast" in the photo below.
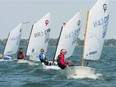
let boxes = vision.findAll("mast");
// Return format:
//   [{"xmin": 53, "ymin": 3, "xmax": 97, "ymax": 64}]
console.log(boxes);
[
  {"xmin": 25, "ymin": 24, "xmax": 34, "ymax": 58},
  {"xmin": 3, "ymin": 33, "xmax": 10, "ymax": 56},
  {"xmin": 53, "ymin": 26, "xmax": 63, "ymax": 63},
  {"xmin": 81, "ymin": 11, "xmax": 90, "ymax": 66}
]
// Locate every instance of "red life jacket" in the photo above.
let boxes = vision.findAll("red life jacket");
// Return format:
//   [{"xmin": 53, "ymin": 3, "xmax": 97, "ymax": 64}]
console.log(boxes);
[
  {"xmin": 58, "ymin": 54, "xmax": 68, "ymax": 67},
  {"xmin": 19, "ymin": 54, "xmax": 24, "ymax": 59}
]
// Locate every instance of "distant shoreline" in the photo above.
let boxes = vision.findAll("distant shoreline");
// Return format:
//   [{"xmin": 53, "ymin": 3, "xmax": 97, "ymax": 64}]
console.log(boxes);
[
  {"xmin": 0, "ymin": 38, "xmax": 116, "ymax": 47},
  {"xmin": 75, "ymin": 46, "xmax": 116, "ymax": 47}
]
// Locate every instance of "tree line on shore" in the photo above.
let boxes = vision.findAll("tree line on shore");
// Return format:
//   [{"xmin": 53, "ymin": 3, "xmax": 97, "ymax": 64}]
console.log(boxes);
[{"xmin": 0, "ymin": 38, "xmax": 116, "ymax": 47}]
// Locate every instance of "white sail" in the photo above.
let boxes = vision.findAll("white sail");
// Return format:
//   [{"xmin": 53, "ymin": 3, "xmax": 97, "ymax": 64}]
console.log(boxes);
[
  {"xmin": 26, "ymin": 13, "xmax": 51, "ymax": 57},
  {"xmin": 54, "ymin": 12, "xmax": 81, "ymax": 60},
  {"xmin": 84, "ymin": 0, "xmax": 110, "ymax": 60},
  {"xmin": 4, "ymin": 23, "xmax": 22, "ymax": 55}
]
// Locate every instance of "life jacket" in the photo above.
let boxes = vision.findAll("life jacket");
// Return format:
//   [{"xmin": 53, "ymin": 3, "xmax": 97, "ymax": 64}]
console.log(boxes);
[
  {"xmin": 39, "ymin": 53, "xmax": 46, "ymax": 61},
  {"xmin": 57, "ymin": 54, "xmax": 68, "ymax": 67},
  {"xmin": 19, "ymin": 54, "xmax": 24, "ymax": 59}
]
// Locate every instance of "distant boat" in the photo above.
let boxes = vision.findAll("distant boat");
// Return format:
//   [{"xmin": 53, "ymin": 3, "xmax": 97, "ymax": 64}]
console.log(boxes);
[
  {"xmin": 66, "ymin": 0, "xmax": 110, "ymax": 78},
  {"xmin": 42, "ymin": 12, "xmax": 81, "ymax": 70},
  {"xmin": 26, "ymin": 13, "xmax": 51, "ymax": 62},
  {"xmin": 1, "ymin": 23, "xmax": 22, "ymax": 61}
]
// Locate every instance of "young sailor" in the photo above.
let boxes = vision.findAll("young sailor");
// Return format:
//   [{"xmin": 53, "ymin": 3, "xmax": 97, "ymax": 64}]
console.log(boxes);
[
  {"xmin": 39, "ymin": 49, "xmax": 50, "ymax": 65},
  {"xmin": 0, "ymin": 54, "xmax": 12, "ymax": 60},
  {"xmin": 57, "ymin": 49, "xmax": 69, "ymax": 69},
  {"xmin": 0, "ymin": 54, "xmax": 3, "ymax": 59},
  {"xmin": 17, "ymin": 48, "xmax": 24, "ymax": 59}
]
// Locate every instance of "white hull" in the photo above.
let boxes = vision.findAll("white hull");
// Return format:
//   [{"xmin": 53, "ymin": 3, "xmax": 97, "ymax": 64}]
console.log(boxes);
[
  {"xmin": 29, "ymin": 56, "xmax": 40, "ymax": 62},
  {"xmin": 42, "ymin": 64, "xmax": 60, "ymax": 70},
  {"xmin": 42, "ymin": 61, "xmax": 61, "ymax": 70},
  {"xmin": 0, "ymin": 56, "xmax": 12, "ymax": 61},
  {"xmin": 0, "ymin": 59, "xmax": 13, "ymax": 61},
  {"xmin": 17, "ymin": 59, "xmax": 29, "ymax": 63},
  {"xmin": 65, "ymin": 66, "xmax": 96, "ymax": 79},
  {"xmin": 17, "ymin": 59, "xmax": 39, "ymax": 65}
]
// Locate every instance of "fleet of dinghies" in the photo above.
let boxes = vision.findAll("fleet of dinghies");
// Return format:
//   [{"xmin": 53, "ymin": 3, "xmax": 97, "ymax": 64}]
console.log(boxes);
[
  {"xmin": 18, "ymin": 13, "xmax": 51, "ymax": 64},
  {"xmin": 0, "ymin": 0, "xmax": 110, "ymax": 79},
  {"xmin": 41, "ymin": 11, "xmax": 81, "ymax": 70}
]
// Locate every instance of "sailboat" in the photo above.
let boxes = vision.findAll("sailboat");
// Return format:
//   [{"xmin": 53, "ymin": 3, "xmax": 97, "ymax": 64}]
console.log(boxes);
[
  {"xmin": 66, "ymin": 0, "xmax": 110, "ymax": 78},
  {"xmin": 1, "ymin": 23, "xmax": 22, "ymax": 61},
  {"xmin": 42, "ymin": 12, "xmax": 81, "ymax": 69},
  {"xmin": 26, "ymin": 13, "xmax": 51, "ymax": 62}
]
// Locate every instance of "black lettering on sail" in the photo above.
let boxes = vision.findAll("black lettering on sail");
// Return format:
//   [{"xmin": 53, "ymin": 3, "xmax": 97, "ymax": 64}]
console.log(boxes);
[{"xmin": 103, "ymin": 4, "xmax": 107, "ymax": 13}]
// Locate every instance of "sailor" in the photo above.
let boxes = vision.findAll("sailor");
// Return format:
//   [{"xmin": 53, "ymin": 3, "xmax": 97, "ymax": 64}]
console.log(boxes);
[
  {"xmin": 0, "ymin": 54, "xmax": 12, "ymax": 60},
  {"xmin": 39, "ymin": 49, "xmax": 50, "ymax": 65},
  {"xmin": 17, "ymin": 48, "xmax": 24, "ymax": 59},
  {"xmin": 57, "ymin": 49, "xmax": 69, "ymax": 69},
  {"xmin": 0, "ymin": 54, "xmax": 3, "ymax": 59}
]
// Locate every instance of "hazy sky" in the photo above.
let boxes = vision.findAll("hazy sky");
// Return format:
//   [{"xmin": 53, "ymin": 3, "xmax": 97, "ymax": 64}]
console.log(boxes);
[{"xmin": 0, "ymin": 0, "xmax": 115, "ymax": 40}]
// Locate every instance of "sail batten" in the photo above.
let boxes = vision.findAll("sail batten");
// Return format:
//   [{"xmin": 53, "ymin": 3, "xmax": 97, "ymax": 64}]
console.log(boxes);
[{"xmin": 83, "ymin": 0, "xmax": 110, "ymax": 60}]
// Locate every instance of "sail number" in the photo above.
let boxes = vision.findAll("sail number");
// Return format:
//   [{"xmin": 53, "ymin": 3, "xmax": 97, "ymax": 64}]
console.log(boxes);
[
  {"xmin": 65, "ymin": 27, "xmax": 81, "ymax": 44},
  {"xmin": 102, "ymin": 15, "xmax": 109, "ymax": 38},
  {"xmin": 34, "ymin": 28, "xmax": 50, "ymax": 43},
  {"xmin": 10, "ymin": 34, "xmax": 21, "ymax": 41},
  {"xmin": 34, "ymin": 28, "xmax": 50, "ymax": 38},
  {"xmin": 93, "ymin": 14, "xmax": 109, "ymax": 38}
]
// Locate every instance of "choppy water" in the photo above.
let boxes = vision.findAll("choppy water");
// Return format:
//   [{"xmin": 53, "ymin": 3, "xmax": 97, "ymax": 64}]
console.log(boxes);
[{"xmin": 0, "ymin": 46, "xmax": 116, "ymax": 87}]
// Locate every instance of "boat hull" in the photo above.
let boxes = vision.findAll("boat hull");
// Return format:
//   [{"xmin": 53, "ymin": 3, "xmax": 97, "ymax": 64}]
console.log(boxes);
[
  {"xmin": 65, "ymin": 66, "xmax": 95, "ymax": 78},
  {"xmin": 42, "ymin": 64, "xmax": 61, "ymax": 70},
  {"xmin": 17, "ymin": 59, "xmax": 29, "ymax": 63},
  {"xmin": 42, "ymin": 61, "xmax": 61, "ymax": 70},
  {"xmin": 29, "ymin": 56, "xmax": 40, "ymax": 61},
  {"xmin": 0, "ymin": 56, "xmax": 12, "ymax": 61}
]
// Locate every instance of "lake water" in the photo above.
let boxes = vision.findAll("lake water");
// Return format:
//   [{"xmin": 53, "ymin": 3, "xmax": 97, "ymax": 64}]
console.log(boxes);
[{"xmin": 0, "ymin": 46, "xmax": 116, "ymax": 87}]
